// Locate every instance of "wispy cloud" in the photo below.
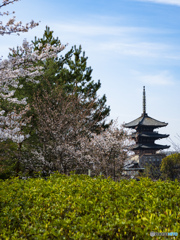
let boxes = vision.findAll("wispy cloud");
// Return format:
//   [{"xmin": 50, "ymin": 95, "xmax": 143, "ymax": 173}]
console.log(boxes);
[
  {"xmin": 98, "ymin": 41, "xmax": 170, "ymax": 58},
  {"xmin": 53, "ymin": 22, "xmax": 149, "ymax": 37},
  {"xmin": 52, "ymin": 22, "xmax": 179, "ymax": 60},
  {"xmin": 133, "ymin": 70, "xmax": 175, "ymax": 85},
  {"xmin": 1, "ymin": 20, "xmax": 179, "ymax": 61},
  {"xmin": 135, "ymin": 0, "xmax": 180, "ymax": 6}
]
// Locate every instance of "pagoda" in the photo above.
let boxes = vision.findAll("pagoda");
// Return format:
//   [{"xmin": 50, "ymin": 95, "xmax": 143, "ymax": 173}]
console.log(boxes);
[{"xmin": 124, "ymin": 86, "xmax": 170, "ymax": 168}]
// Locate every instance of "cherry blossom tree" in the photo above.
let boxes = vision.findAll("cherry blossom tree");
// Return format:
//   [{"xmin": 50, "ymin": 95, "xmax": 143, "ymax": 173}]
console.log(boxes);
[
  {"xmin": 31, "ymin": 83, "xmax": 101, "ymax": 175},
  {"xmin": 76, "ymin": 120, "xmax": 130, "ymax": 180},
  {"xmin": 0, "ymin": 41, "xmax": 66, "ymax": 142},
  {"xmin": 31, "ymin": 84, "xmax": 130, "ymax": 178},
  {"xmin": 0, "ymin": 0, "xmax": 66, "ymax": 144},
  {"xmin": 0, "ymin": 0, "xmax": 66, "ymax": 178}
]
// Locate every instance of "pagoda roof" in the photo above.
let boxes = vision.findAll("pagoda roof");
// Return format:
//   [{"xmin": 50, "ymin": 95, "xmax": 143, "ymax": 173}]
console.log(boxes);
[
  {"xmin": 132, "ymin": 132, "xmax": 169, "ymax": 139},
  {"xmin": 129, "ymin": 143, "xmax": 170, "ymax": 150},
  {"xmin": 124, "ymin": 113, "xmax": 168, "ymax": 129}
]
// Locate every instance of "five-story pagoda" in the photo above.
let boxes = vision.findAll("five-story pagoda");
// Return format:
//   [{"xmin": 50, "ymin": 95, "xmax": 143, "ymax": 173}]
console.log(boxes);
[{"xmin": 124, "ymin": 86, "xmax": 170, "ymax": 167}]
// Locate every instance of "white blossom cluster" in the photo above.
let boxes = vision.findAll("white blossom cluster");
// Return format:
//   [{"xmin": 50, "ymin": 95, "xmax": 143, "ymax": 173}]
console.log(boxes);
[
  {"xmin": 74, "ymin": 122, "xmax": 129, "ymax": 177},
  {"xmin": 0, "ymin": 106, "xmax": 31, "ymax": 142},
  {"xmin": 0, "ymin": 1, "xmax": 66, "ymax": 143},
  {"xmin": 0, "ymin": 40, "xmax": 66, "ymax": 142},
  {"xmin": 0, "ymin": 0, "xmax": 39, "ymax": 35},
  {"xmin": 28, "ymin": 124, "xmax": 130, "ymax": 176},
  {"xmin": 34, "ymin": 95, "xmax": 130, "ymax": 175},
  {"xmin": 0, "ymin": 39, "xmax": 66, "ymax": 102}
]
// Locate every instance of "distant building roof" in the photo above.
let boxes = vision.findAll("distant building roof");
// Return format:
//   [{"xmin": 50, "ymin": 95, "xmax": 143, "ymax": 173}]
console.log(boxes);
[
  {"xmin": 132, "ymin": 132, "xmax": 169, "ymax": 139},
  {"xmin": 123, "ymin": 160, "xmax": 144, "ymax": 172},
  {"xmin": 129, "ymin": 143, "xmax": 170, "ymax": 150},
  {"xmin": 124, "ymin": 86, "xmax": 168, "ymax": 129},
  {"xmin": 124, "ymin": 113, "xmax": 168, "ymax": 129}
]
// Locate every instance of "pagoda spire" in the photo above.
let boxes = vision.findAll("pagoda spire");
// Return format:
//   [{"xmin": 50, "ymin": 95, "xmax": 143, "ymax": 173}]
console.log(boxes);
[{"xmin": 143, "ymin": 86, "xmax": 146, "ymax": 115}]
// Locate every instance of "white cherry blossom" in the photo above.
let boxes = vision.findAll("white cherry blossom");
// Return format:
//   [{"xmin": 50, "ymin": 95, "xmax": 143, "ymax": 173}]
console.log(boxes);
[{"xmin": 0, "ymin": 1, "xmax": 66, "ymax": 143}]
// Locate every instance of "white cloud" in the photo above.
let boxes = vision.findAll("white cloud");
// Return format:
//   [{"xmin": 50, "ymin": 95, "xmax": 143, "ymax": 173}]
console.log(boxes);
[
  {"xmin": 53, "ymin": 21, "xmax": 172, "ymax": 38},
  {"xmin": 136, "ymin": 0, "xmax": 180, "ymax": 6},
  {"xmin": 133, "ymin": 70, "xmax": 175, "ymax": 85},
  {"xmin": 98, "ymin": 41, "xmax": 170, "ymax": 58},
  {"xmin": 53, "ymin": 22, "xmax": 147, "ymax": 37},
  {"xmin": 1, "ymin": 20, "xmax": 179, "ymax": 62},
  {"xmin": 52, "ymin": 22, "xmax": 178, "ymax": 60}
]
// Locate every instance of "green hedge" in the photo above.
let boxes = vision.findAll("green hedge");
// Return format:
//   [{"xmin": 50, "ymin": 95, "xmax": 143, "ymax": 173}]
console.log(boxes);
[{"xmin": 0, "ymin": 174, "xmax": 180, "ymax": 239}]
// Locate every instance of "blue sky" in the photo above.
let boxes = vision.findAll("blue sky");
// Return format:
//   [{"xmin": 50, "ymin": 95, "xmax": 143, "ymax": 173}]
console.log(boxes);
[{"xmin": 1, "ymin": 0, "xmax": 180, "ymax": 149}]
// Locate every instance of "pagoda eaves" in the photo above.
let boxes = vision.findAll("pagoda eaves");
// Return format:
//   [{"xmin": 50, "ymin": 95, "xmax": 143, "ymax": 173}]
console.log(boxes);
[
  {"xmin": 129, "ymin": 143, "xmax": 170, "ymax": 151},
  {"xmin": 124, "ymin": 113, "xmax": 168, "ymax": 129},
  {"xmin": 131, "ymin": 132, "xmax": 169, "ymax": 139}
]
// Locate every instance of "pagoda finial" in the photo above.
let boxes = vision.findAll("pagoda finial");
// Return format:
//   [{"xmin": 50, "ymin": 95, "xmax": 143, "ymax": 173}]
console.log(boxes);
[{"xmin": 143, "ymin": 86, "xmax": 146, "ymax": 115}]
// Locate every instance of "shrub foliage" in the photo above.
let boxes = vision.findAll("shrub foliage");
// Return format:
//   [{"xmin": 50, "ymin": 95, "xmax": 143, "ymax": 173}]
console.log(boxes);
[
  {"xmin": 0, "ymin": 174, "xmax": 180, "ymax": 239},
  {"xmin": 161, "ymin": 153, "xmax": 180, "ymax": 181}
]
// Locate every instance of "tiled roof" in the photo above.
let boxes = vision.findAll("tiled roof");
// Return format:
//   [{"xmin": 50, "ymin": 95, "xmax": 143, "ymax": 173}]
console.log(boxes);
[
  {"xmin": 129, "ymin": 143, "xmax": 170, "ymax": 150},
  {"xmin": 131, "ymin": 132, "xmax": 169, "ymax": 139},
  {"xmin": 124, "ymin": 113, "xmax": 168, "ymax": 128}
]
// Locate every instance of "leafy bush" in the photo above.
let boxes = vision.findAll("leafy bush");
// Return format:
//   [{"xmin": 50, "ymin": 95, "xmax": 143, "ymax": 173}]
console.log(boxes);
[
  {"xmin": 161, "ymin": 153, "xmax": 180, "ymax": 181},
  {"xmin": 0, "ymin": 174, "xmax": 180, "ymax": 239},
  {"xmin": 139, "ymin": 163, "xmax": 161, "ymax": 181},
  {"xmin": 0, "ymin": 140, "xmax": 20, "ymax": 179}
]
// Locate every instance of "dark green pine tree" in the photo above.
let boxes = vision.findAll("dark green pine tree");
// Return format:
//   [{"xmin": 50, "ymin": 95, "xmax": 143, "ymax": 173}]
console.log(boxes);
[
  {"xmin": 31, "ymin": 26, "xmax": 112, "ymax": 133},
  {"xmin": 13, "ymin": 26, "xmax": 112, "ymax": 136}
]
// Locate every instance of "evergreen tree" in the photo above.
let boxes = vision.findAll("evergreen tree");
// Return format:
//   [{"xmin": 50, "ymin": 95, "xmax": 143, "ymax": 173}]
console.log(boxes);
[{"xmin": 15, "ymin": 26, "xmax": 112, "ymax": 134}]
